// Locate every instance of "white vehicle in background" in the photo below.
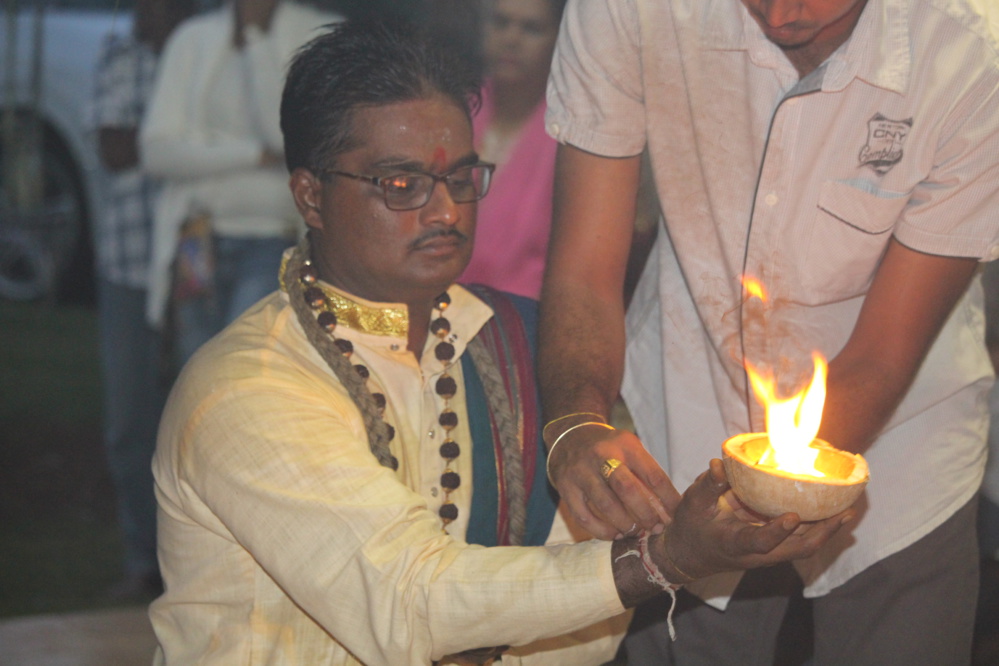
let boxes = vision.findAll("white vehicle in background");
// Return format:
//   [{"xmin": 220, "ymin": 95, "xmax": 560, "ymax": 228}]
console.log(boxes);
[
  {"xmin": 0, "ymin": 0, "xmax": 353, "ymax": 302},
  {"xmin": 0, "ymin": 0, "xmax": 226, "ymax": 302},
  {"xmin": 0, "ymin": 0, "xmax": 136, "ymax": 301}
]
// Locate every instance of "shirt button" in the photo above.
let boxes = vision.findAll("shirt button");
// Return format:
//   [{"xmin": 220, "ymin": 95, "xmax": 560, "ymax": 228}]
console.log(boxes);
[
  {"xmin": 431, "ymin": 487, "xmax": 439, "ymax": 497},
  {"xmin": 428, "ymin": 429, "xmax": 436, "ymax": 438},
  {"xmin": 765, "ymin": 193, "xmax": 778, "ymax": 206},
  {"xmin": 548, "ymin": 122, "xmax": 560, "ymax": 136},
  {"xmin": 989, "ymin": 245, "xmax": 999, "ymax": 260},
  {"xmin": 390, "ymin": 343, "xmax": 400, "ymax": 351}
]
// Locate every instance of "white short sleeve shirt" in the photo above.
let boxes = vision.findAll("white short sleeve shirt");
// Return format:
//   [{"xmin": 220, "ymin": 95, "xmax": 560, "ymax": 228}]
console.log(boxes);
[{"xmin": 547, "ymin": 0, "xmax": 999, "ymax": 604}]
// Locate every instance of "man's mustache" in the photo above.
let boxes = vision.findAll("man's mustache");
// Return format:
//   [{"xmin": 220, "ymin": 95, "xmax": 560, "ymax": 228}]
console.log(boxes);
[{"xmin": 410, "ymin": 228, "xmax": 469, "ymax": 250}]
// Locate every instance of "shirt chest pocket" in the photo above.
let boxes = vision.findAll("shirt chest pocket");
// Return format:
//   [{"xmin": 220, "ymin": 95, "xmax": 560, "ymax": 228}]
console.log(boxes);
[{"xmin": 798, "ymin": 180, "xmax": 910, "ymax": 304}]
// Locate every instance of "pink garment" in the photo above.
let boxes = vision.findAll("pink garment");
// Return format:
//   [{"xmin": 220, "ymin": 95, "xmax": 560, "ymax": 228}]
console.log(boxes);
[{"xmin": 460, "ymin": 81, "xmax": 556, "ymax": 299}]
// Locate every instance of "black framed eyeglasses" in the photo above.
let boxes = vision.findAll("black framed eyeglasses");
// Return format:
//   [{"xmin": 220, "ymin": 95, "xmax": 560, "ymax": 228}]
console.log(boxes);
[{"xmin": 319, "ymin": 162, "xmax": 496, "ymax": 211}]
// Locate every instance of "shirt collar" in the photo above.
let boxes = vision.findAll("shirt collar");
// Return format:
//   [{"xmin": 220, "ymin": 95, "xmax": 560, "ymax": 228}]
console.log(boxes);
[
  {"xmin": 278, "ymin": 248, "xmax": 495, "ymax": 347},
  {"xmin": 286, "ymin": 278, "xmax": 494, "ymax": 349},
  {"xmin": 828, "ymin": 0, "xmax": 911, "ymax": 94},
  {"xmin": 311, "ymin": 284, "xmax": 411, "ymax": 338},
  {"xmin": 701, "ymin": 0, "xmax": 911, "ymax": 94}
]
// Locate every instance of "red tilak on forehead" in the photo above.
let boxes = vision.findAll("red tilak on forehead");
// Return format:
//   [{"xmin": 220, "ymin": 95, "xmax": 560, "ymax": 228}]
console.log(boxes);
[{"xmin": 432, "ymin": 146, "xmax": 447, "ymax": 168}]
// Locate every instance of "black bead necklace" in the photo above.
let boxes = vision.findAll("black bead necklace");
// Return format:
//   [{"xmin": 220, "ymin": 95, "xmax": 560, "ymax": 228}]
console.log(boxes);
[{"xmin": 296, "ymin": 261, "xmax": 463, "ymax": 529}]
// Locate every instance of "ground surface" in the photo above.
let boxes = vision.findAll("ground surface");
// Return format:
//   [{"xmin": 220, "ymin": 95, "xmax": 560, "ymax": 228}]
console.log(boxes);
[{"xmin": 0, "ymin": 300, "xmax": 123, "ymax": 618}]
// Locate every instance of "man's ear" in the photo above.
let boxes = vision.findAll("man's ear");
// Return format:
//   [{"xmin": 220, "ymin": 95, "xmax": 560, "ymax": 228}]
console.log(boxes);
[{"xmin": 289, "ymin": 167, "xmax": 324, "ymax": 232}]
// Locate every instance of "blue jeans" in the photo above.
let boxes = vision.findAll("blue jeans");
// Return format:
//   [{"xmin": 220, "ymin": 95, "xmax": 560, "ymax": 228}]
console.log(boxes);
[
  {"xmin": 97, "ymin": 277, "xmax": 165, "ymax": 578},
  {"xmin": 173, "ymin": 235, "xmax": 291, "ymax": 367}
]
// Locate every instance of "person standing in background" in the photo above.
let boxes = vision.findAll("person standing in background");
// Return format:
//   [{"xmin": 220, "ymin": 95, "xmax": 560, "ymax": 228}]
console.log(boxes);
[
  {"xmin": 141, "ymin": 0, "xmax": 340, "ymax": 368},
  {"xmin": 91, "ymin": 0, "xmax": 195, "ymax": 601},
  {"xmin": 460, "ymin": 0, "xmax": 660, "ymax": 303},
  {"xmin": 458, "ymin": 0, "xmax": 565, "ymax": 299}
]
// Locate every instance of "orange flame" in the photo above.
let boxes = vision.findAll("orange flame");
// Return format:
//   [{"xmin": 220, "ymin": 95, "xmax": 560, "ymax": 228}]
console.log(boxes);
[
  {"xmin": 743, "ymin": 275, "xmax": 768, "ymax": 303},
  {"xmin": 745, "ymin": 352, "xmax": 827, "ymax": 477}
]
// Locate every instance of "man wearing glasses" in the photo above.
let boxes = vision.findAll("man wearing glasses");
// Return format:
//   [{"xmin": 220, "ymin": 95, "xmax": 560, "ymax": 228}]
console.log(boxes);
[{"xmin": 148, "ymin": 19, "xmax": 850, "ymax": 665}]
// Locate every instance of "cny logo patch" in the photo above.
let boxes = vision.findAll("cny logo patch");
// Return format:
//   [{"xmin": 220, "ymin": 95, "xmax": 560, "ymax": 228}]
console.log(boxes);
[{"xmin": 858, "ymin": 113, "xmax": 912, "ymax": 175}]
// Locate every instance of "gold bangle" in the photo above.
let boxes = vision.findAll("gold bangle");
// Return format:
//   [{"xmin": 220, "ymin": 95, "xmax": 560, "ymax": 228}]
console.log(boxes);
[
  {"xmin": 662, "ymin": 542, "xmax": 696, "ymax": 584},
  {"xmin": 545, "ymin": 421, "xmax": 615, "ymax": 486},
  {"xmin": 542, "ymin": 412, "xmax": 607, "ymax": 445}
]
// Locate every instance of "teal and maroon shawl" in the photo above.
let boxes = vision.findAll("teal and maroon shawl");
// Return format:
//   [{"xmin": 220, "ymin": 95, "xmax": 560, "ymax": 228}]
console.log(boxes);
[{"xmin": 461, "ymin": 284, "xmax": 558, "ymax": 548}]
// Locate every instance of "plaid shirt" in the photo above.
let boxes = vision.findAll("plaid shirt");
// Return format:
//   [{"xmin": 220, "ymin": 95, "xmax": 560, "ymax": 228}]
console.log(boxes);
[{"xmin": 92, "ymin": 33, "xmax": 159, "ymax": 289}]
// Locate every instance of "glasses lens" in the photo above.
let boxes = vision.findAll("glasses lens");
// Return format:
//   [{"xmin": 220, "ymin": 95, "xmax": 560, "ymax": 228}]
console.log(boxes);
[
  {"xmin": 383, "ymin": 174, "xmax": 432, "ymax": 210},
  {"xmin": 380, "ymin": 165, "xmax": 494, "ymax": 210},
  {"xmin": 445, "ymin": 165, "xmax": 492, "ymax": 203}
]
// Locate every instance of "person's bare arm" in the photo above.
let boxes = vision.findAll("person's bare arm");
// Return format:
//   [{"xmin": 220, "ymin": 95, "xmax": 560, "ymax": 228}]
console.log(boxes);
[
  {"xmin": 540, "ymin": 144, "xmax": 635, "ymax": 424},
  {"xmin": 820, "ymin": 238, "xmax": 979, "ymax": 454},
  {"xmin": 539, "ymin": 144, "xmax": 679, "ymax": 540}
]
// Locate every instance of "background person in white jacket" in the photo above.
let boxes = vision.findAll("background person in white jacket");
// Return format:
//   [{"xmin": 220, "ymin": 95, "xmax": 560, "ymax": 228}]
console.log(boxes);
[{"xmin": 140, "ymin": 0, "xmax": 340, "ymax": 368}]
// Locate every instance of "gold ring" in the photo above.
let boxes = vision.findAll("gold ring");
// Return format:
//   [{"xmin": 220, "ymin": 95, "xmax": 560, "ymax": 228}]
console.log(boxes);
[{"xmin": 600, "ymin": 458, "xmax": 623, "ymax": 480}]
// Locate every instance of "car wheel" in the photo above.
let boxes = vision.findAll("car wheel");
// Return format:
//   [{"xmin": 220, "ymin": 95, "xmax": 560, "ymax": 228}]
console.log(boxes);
[
  {"xmin": 0, "ymin": 224, "xmax": 56, "ymax": 301},
  {"xmin": 0, "ymin": 119, "xmax": 89, "ymax": 302}
]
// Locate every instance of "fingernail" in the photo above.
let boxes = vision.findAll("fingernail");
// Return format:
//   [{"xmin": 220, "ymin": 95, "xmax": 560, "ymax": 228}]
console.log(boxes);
[
  {"xmin": 840, "ymin": 514, "xmax": 853, "ymax": 526},
  {"xmin": 782, "ymin": 517, "xmax": 796, "ymax": 530}
]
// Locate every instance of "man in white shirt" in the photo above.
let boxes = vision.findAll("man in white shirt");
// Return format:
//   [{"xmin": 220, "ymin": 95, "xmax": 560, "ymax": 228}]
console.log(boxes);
[
  {"xmin": 141, "ymin": 0, "xmax": 338, "ymax": 365},
  {"xmin": 540, "ymin": 0, "xmax": 999, "ymax": 663}
]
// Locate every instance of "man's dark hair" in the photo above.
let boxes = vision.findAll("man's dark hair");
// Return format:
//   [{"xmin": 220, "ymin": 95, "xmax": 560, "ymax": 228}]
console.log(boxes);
[{"xmin": 281, "ymin": 19, "xmax": 482, "ymax": 174}]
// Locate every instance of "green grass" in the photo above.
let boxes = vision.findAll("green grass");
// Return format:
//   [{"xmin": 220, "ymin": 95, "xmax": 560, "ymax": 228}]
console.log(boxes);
[
  {"xmin": 0, "ymin": 299, "xmax": 126, "ymax": 619},
  {"xmin": 0, "ymin": 300, "xmax": 102, "ymax": 425},
  {"xmin": 0, "ymin": 518, "xmax": 123, "ymax": 617}
]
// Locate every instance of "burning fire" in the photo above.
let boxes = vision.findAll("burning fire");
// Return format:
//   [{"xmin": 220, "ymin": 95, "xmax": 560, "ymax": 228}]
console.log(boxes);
[
  {"xmin": 723, "ymin": 277, "xmax": 869, "ymax": 519},
  {"xmin": 742, "ymin": 275, "xmax": 827, "ymax": 478},
  {"xmin": 745, "ymin": 354, "xmax": 827, "ymax": 478},
  {"xmin": 743, "ymin": 276, "xmax": 768, "ymax": 303}
]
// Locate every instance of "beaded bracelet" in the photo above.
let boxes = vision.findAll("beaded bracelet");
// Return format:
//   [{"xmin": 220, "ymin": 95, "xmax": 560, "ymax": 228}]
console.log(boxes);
[{"xmin": 545, "ymin": 421, "xmax": 615, "ymax": 486}]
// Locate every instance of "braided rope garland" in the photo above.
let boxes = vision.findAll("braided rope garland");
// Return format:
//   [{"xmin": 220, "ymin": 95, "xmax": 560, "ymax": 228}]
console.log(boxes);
[{"xmin": 282, "ymin": 239, "xmax": 398, "ymax": 469}]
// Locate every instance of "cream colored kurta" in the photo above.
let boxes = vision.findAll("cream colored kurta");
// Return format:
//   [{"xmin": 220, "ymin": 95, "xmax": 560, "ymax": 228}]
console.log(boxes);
[{"xmin": 150, "ymin": 283, "xmax": 626, "ymax": 665}]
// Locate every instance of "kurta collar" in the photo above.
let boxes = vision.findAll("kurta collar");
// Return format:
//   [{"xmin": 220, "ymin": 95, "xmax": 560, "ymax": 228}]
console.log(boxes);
[
  {"xmin": 278, "ymin": 248, "xmax": 495, "ymax": 352},
  {"xmin": 312, "ymin": 284, "xmax": 411, "ymax": 338},
  {"xmin": 298, "ymin": 283, "xmax": 495, "ymax": 344}
]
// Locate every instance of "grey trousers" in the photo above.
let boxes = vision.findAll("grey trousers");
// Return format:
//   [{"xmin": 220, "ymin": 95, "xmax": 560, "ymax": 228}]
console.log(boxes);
[{"xmin": 625, "ymin": 497, "xmax": 979, "ymax": 666}]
